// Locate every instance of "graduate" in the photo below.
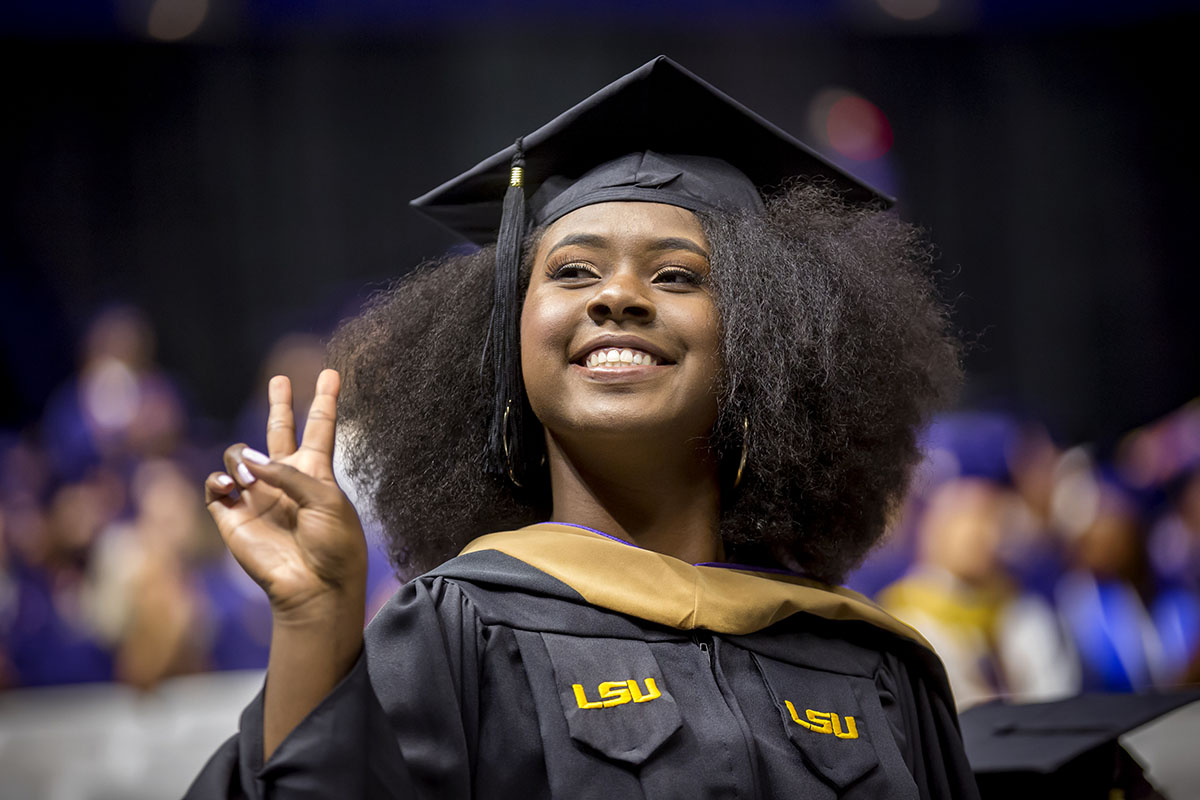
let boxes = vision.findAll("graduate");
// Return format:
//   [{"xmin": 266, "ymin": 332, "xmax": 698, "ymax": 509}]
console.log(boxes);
[{"xmin": 187, "ymin": 56, "xmax": 976, "ymax": 798}]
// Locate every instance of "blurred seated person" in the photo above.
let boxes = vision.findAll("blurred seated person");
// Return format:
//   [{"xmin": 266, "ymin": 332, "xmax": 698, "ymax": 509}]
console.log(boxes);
[
  {"xmin": 41, "ymin": 304, "xmax": 185, "ymax": 482},
  {"xmin": 1055, "ymin": 474, "xmax": 1172, "ymax": 691},
  {"xmin": 1148, "ymin": 466, "xmax": 1200, "ymax": 682},
  {"xmin": 85, "ymin": 458, "xmax": 213, "ymax": 689},
  {"xmin": 880, "ymin": 477, "xmax": 1079, "ymax": 708},
  {"xmin": 928, "ymin": 412, "xmax": 1069, "ymax": 600},
  {"xmin": 3, "ymin": 469, "xmax": 118, "ymax": 685}
]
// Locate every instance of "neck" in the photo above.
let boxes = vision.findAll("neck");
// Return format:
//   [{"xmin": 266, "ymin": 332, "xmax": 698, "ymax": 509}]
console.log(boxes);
[{"xmin": 544, "ymin": 430, "xmax": 724, "ymax": 564}]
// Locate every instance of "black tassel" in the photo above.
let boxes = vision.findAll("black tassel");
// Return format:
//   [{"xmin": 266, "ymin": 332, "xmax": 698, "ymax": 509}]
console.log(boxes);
[{"xmin": 487, "ymin": 138, "xmax": 526, "ymax": 485}]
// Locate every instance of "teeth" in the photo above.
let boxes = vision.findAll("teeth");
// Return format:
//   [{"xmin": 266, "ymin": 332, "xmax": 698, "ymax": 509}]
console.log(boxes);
[{"xmin": 585, "ymin": 347, "xmax": 660, "ymax": 368}]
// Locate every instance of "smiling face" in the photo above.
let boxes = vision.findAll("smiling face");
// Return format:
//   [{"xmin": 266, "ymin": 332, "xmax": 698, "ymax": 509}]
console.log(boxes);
[{"xmin": 520, "ymin": 201, "xmax": 721, "ymax": 449}]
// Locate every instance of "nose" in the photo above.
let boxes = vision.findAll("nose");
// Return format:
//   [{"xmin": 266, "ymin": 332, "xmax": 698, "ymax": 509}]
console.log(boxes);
[{"xmin": 586, "ymin": 272, "xmax": 656, "ymax": 325}]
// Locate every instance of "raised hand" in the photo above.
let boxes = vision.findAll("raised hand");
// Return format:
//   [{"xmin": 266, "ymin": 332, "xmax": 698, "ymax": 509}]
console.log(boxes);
[
  {"xmin": 205, "ymin": 368, "xmax": 368, "ymax": 758},
  {"xmin": 205, "ymin": 368, "xmax": 367, "ymax": 621}
]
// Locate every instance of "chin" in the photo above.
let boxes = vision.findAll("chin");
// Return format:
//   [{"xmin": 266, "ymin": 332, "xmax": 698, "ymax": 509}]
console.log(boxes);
[{"xmin": 543, "ymin": 405, "xmax": 717, "ymax": 447}]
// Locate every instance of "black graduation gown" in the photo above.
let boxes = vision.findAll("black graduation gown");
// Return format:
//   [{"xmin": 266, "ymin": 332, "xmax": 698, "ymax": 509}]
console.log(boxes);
[{"xmin": 185, "ymin": 524, "xmax": 980, "ymax": 799}]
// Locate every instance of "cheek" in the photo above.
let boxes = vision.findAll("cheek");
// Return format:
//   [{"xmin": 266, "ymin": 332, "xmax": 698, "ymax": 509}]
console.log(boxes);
[
  {"xmin": 519, "ymin": 290, "xmax": 573, "ymax": 399},
  {"xmin": 702, "ymin": 305, "xmax": 722, "ymax": 360},
  {"xmin": 683, "ymin": 303, "xmax": 723, "ymax": 381},
  {"xmin": 520, "ymin": 292, "xmax": 564, "ymax": 358}
]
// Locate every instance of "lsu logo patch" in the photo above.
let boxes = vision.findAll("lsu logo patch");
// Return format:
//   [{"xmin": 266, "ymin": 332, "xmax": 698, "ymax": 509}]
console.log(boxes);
[
  {"xmin": 572, "ymin": 678, "xmax": 663, "ymax": 709},
  {"xmin": 784, "ymin": 700, "xmax": 859, "ymax": 739}
]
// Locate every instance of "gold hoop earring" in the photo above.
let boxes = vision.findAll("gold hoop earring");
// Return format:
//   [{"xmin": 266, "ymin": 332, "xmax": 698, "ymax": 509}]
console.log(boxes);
[
  {"xmin": 502, "ymin": 400, "xmax": 523, "ymax": 489},
  {"xmin": 734, "ymin": 416, "xmax": 749, "ymax": 488}
]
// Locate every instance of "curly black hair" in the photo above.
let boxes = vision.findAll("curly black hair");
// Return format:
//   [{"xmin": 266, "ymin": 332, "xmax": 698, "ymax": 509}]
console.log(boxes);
[{"xmin": 328, "ymin": 183, "xmax": 960, "ymax": 584}]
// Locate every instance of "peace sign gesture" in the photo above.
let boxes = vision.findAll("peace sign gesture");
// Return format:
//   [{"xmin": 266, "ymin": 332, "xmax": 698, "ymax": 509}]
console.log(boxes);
[
  {"xmin": 205, "ymin": 368, "xmax": 368, "ymax": 756},
  {"xmin": 205, "ymin": 369, "xmax": 367, "ymax": 623}
]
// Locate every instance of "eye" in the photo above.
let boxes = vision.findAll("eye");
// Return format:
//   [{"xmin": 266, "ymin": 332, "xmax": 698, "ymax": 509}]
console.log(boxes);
[
  {"xmin": 546, "ymin": 262, "xmax": 601, "ymax": 281},
  {"xmin": 652, "ymin": 266, "xmax": 704, "ymax": 287}
]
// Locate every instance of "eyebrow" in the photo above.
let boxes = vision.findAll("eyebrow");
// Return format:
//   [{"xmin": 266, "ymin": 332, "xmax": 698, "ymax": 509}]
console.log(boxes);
[
  {"xmin": 647, "ymin": 237, "xmax": 710, "ymax": 259},
  {"xmin": 545, "ymin": 233, "xmax": 710, "ymax": 260}
]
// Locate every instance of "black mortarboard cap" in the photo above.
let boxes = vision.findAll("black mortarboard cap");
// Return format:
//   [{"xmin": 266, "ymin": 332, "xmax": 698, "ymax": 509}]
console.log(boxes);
[
  {"xmin": 410, "ymin": 56, "xmax": 891, "ymax": 485},
  {"xmin": 411, "ymin": 55, "xmax": 892, "ymax": 244},
  {"xmin": 960, "ymin": 690, "xmax": 1200, "ymax": 799}
]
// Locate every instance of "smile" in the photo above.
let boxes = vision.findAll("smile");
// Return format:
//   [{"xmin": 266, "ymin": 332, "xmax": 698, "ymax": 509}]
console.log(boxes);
[{"xmin": 584, "ymin": 347, "xmax": 661, "ymax": 368}]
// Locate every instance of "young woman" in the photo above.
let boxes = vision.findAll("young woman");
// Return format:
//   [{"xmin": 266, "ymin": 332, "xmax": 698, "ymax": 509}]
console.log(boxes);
[{"xmin": 187, "ymin": 57, "xmax": 976, "ymax": 799}]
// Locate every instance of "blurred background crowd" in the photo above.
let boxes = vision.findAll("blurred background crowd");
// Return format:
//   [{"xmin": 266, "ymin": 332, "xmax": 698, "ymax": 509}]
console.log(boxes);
[
  {"xmin": 2, "ymin": 0, "xmax": 1198, "ymax": 723},
  {"xmin": 852, "ymin": 401, "xmax": 1200, "ymax": 707},
  {"xmin": 0, "ymin": 307, "xmax": 401, "ymax": 692}
]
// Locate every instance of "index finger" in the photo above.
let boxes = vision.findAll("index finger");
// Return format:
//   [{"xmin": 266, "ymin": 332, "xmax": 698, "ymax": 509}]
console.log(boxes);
[
  {"xmin": 297, "ymin": 368, "xmax": 340, "ymax": 468},
  {"xmin": 265, "ymin": 375, "xmax": 297, "ymax": 459}
]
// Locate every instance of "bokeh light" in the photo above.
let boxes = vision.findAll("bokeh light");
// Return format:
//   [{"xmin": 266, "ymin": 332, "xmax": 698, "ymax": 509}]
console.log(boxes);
[
  {"xmin": 808, "ymin": 88, "xmax": 894, "ymax": 162},
  {"xmin": 146, "ymin": 0, "xmax": 208, "ymax": 41},
  {"xmin": 876, "ymin": 0, "xmax": 941, "ymax": 22}
]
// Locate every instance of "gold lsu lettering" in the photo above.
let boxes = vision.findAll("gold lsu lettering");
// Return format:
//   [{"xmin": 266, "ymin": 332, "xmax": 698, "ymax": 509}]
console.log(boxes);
[
  {"xmin": 572, "ymin": 678, "xmax": 662, "ymax": 709},
  {"xmin": 784, "ymin": 700, "xmax": 859, "ymax": 739}
]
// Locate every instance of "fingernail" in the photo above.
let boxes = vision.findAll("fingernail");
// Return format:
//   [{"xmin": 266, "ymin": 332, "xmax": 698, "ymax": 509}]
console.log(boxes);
[
  {"xmin": 215, "ymin": 474, "xmax": 235, "ymax": 488},
  {"xmin": 242, "ymin": 447, "xmax": 270, "ymax": 465},
  {"xmin": 237, "ymin": 462, "xmax": 257, "ymax": 485}
]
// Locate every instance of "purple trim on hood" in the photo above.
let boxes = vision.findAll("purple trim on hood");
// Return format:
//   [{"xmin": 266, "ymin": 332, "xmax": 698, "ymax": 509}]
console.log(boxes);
[
  {"xmin": 693, "ymin": 561, "xmax": 805, "ymax": 577},
  {"xmin": 543, "ymin": 521, "xmax": 637, "ymax": 547}
]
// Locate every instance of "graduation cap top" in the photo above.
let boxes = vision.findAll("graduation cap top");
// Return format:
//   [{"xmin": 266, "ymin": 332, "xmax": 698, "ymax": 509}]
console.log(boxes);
[
  {"xmin": 411, "ymin": 55, "xmax": 892, "ymax": 245},
  {"xmin": 409, "ymin": 56, "xmax": 892, "ymax": 485}
]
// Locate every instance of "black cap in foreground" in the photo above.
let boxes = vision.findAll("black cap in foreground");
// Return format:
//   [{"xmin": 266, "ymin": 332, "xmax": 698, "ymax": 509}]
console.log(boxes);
[{"xmin": 960, "ymin": 690, "xmax": 1200, "ymax": 799}]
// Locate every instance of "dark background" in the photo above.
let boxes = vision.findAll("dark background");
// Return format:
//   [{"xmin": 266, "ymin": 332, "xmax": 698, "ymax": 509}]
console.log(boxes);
[{"xmin": 2, "ymin": 0, "xmax": 1198, "ymax": 447}]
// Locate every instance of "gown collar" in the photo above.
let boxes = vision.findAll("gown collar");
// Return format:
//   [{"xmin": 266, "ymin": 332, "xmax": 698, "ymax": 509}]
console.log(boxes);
[{"xmin": 459, "ymin": 523, "xmax": 932, "ymax": 649}]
